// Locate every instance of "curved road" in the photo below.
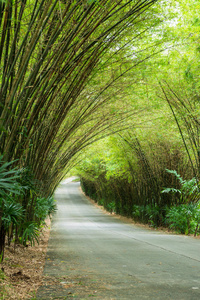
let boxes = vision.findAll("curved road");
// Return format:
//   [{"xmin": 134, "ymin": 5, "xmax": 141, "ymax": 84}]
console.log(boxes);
[{"xmin": 37, "ymin": 181, "xmax": 200, "ymax": 299}]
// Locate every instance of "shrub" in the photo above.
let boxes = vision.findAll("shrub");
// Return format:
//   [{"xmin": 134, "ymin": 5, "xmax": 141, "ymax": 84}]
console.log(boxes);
[
  {"xmin": 20, "ymin": 222, "xmax": 40, "ymax": 246},
  {"xmin": 166, "ymin": 204, "xmax": 199, "ymax": 234},
  {"xmin": 107, "ymin": 202, "xmax": 116, "ymax": 213},
  {"xmin": 0, "ymin": 156, "xmax": 24, "ymax": 260},
  {"xmin": 0, "ymin": 156, "xmax": 57, "ymax": 261}
]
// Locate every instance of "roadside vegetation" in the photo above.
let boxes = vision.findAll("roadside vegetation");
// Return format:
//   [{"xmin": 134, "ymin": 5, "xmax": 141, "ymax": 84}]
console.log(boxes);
[
  {"xmin": 79, "ymin": 145, "xmax": 200, "ymax": 235},
  {"xmin": 75, "ymin": 0, "xmax": 200, "ymax": 236}
]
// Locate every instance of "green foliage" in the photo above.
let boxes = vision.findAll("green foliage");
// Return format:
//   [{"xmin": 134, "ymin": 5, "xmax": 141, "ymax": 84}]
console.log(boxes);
[
  {"xmin": 74, "ymin": 0, "xmax": 200, "ymax": 237},
  {"xmin": 162, "ymin": 169, "xmax": 199, "ymax": 203},
  {"xmin": 0, "ymin": 156, "xmax": 56, "ymax": 262},
  {"xmin": 78, "ymin": 134, "xmax": 189, "ymax": 227},
  {"xmin": 132, "ymin": 205, "xmax": 141, "ymax": 219},
  {"xmin": 46, "ymin": 196, "xmax": 57, "ymax": 217},
  {"xmin": 87, "ymin": 0, "xmax": 98, "ymax": 4},
  {"xmin": 132, "ymin": 204, "xmax": 165, "ymax": 227},
  {"xmin": 20, "ymin": 222, "xmax": 40, "ymax": 247},
  {"xmin": 34, "ymin": 196, "xmax": 57, "ymax": 225},
  {"xmin": 0, "ymin": 156, "xmax": 25, "ymax": 260},
  {"xmin": 1, "ymin": 199, "xmax": 23, "ymax": 230},
  {"xmin": 107, "ymin": 202, "xmax": 116, "ymax": 213},
  {"xmin": 164, "ymin": 169, "xmax": 185, "ymax": 185},
  {"xmin": 166, "ymin": 203, "xmax": 200, "ymax": 235},
  {"xmin": 0, "ymin": 156, "xmax": 22, "ymax": 196},
  {"xmin": 98, "ymin": 199, "xmax": 104, "ymax": 206},
  {"xmin": 33, "ymin": 197, "xmax": 49, "ymax": 225},
  {"xmin": 166, "ymin": 206, "xmax": 188, "ymax": 234},
  {"xmin": 0, "ymin": 0, "xmax": 160, "ymax": 200},
  {"xmin": 18, "ymin": 167, "xmax": 38, "ymax": 196},
  {"xmin": 1, "ymin": 0, "xmax": 200, "ymax": 270}
]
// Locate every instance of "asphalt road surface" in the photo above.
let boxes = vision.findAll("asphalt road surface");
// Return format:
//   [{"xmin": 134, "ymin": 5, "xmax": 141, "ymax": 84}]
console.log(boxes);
[{"xmin": 37, "ymin": 181, "xmax": 200, "ymax": 299}]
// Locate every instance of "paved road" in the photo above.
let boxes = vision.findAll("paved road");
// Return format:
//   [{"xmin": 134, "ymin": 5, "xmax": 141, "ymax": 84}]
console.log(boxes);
[{"xmin": 37, "ymin": 181, "xmax": 200, "ymax": 299}]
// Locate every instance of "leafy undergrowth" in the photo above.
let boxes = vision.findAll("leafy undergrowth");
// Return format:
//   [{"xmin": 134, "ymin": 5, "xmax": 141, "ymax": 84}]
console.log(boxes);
[
  {"xmin": 0, "ymin": 218, "xmax": 51, "ymax": 300},
  {"xmin": 81, "ymin": 187, "xmax": 200, "ymax": 239}
]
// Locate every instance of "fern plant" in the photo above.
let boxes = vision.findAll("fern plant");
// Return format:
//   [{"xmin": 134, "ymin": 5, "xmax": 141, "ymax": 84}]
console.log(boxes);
[{"xmin": 161, "ymin": 169, "xmax": 200, "ymax": 203}]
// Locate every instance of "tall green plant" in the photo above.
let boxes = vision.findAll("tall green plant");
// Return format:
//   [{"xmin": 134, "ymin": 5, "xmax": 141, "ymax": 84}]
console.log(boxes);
[
  {"xmin": 33, "ymin": 196, "xmax": 57, "ymax": 226},
  {"xmin": 166, "ymin": 203, "xmax": 200, "ymax": 235},
  {"xmin": 0, "ymin": 156, "xmax": 23, "ymax": 260},
  {"xmin": 0, "ymin": 0, "xmax": 160, "ymax": 199},
  {"xmin": 0, "ymin": 156, "xmax": 21, "ymax": 196},
  {"xmin": 78, "ymin": 135, "xmax": 188, "ymax": 226},
  {"xmin": 1, "ymin": 199, "xmax": 23, "ymax": 246},
  {"xmin": 161, "ymin": 169, "xmax": 200, "ymax": 204},
  {"xmin": 0, "ymin": 156, "xmax": 56, "ymax": 261}
]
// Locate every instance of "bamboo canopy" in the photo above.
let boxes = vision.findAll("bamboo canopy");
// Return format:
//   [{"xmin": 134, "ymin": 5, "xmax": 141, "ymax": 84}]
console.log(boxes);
[{"xmin": 0, "ymin": 0, "xmax": 157, "ymax": 196}]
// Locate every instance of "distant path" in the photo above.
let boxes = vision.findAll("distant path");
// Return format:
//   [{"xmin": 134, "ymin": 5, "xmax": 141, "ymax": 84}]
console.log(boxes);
[{"xmin": 37, "ymin": 181, "xmax": 200, "ymax": 299}]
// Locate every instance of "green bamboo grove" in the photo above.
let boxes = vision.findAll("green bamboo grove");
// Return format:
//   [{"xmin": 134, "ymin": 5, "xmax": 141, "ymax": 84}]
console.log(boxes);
[
  {"xmin": 76, "ymin": 0, "xmax": 200, "ymax": 234},
  {"xmin": 0, "ymin": 0, "xmax": 158, "ymax": 194},
  {"xmin": 0, "ymin": 0, "xmax": 159, "ymax": 259}
]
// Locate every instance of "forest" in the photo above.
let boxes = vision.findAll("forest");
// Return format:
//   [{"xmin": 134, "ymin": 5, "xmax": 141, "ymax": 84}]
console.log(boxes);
[{"xmin": 0, "ymin": 0, "xmax": 200, "ymax": 266}]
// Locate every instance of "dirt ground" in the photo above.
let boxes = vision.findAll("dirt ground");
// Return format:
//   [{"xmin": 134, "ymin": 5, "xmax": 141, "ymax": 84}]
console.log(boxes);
[{"xmin": 0, "ymin": 218, "xmax": 51, "ymax": 300}]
